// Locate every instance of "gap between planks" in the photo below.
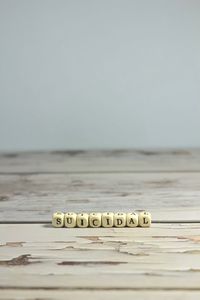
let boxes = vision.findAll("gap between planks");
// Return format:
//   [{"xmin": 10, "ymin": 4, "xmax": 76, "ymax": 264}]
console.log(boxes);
[
  {"xmin": 1, "ymin": 286, "xmax": 200, "ymax": 291},
  {"xmin": 1, "ymin": 170, "xmax": 200, "ymax": 175}
]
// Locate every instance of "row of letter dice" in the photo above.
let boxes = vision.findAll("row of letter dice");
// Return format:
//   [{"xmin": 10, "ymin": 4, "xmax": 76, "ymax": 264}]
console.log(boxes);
[{"xmin": 52, "ymin": 212, "xmax": 151, "ymax": 228}]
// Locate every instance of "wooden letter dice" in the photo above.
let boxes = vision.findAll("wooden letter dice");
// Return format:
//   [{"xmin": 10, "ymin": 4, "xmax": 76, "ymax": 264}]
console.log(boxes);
[
  {"xmin": 89, "ymin": 212, "xmax": 102, "ymax": 227},
  {"xmin": 52, "ymin": 211, "xmax": 65, "ymax": 228},
  {"xmin": 65, "ymin": 212, "xmax": 77, "ymax": 228},
  {"xmin": 77, "ymin": 213, "xmax": 89, "ymax": 228},
  {"xmin": 102, "ymin": 212, "xmax": 114, "ymax": 227},
  {"xmin": 126, "ymin": 212, "xmax": 138, "ymax": 227},
  {"xmin": 114, "ymin": 212, "xmax": 126, "ymax": 227},
  {"xmin": 138, "ymin": 211, "xmax": 151, "ymax": 227}
]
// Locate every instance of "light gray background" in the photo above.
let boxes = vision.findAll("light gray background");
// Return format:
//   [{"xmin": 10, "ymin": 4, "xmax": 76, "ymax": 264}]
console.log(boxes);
[{"xmin": 0, "ymin": 0, "xmax": 200, "ymax": 151}]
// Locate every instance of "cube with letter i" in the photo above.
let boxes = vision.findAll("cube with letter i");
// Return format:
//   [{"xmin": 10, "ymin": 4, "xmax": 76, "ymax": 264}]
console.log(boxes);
[
  {"xmin": 102, "ymin": 212, "xmax": 114, "ymax": 227},
  {"xmin": 77, "ymin": 213, "xmax": 89, "ymax": 227}
]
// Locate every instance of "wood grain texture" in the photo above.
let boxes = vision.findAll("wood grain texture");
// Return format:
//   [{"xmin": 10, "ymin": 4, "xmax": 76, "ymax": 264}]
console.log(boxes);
[
  {"xmin": 0, "ymin": 149, "xmax": 200, "ymax": 173},
  {"xmin": 1, "ymin": 290, "xmax": 200, "ymax": 300},
  {"xmin": 1, "ymin": 150, "xmax": 200, "ymax": 299},
  {"xmin": 0, "ymin": 223, "xmax": 200, "ymax": 300},
  {"xmin": 0, "ymin": 172, "xmax": 200, "ymax": 222}
]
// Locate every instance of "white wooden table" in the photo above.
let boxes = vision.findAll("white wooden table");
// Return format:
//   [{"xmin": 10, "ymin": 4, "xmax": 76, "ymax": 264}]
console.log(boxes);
[{"xmin": 0, "ymin": 150, "xmax": 200, "ymax": 299}]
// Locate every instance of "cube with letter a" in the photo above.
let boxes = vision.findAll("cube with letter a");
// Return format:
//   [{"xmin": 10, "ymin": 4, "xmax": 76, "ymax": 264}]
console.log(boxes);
[{"xmin": 126, "ymin": 212, "xmax": 138, "ymax": 227}]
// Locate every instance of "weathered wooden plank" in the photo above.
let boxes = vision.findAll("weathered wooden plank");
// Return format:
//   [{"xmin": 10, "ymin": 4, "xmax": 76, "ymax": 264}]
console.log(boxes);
[
  {"xmin": 0, "ymin": 150, "xmax": 199, "ymax": 300},
  {"xmin": 0, "ymin": 224, "xmax": 200, "ymax": 296},
  {"xmin": 0, "ymin": 172, "xmax": 200, "ymax": 222},
  {"xmin": 0, "ymin": 149, "xmax": 200, "ymax": 174},
  {"xmin": 1, "ymin": 290, "xmax": 200, "ymax": 300}
]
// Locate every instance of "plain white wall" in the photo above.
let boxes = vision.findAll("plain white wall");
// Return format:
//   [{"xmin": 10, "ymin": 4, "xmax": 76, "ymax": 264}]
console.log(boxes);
[{"xmin": 0, "ymin": 0, "xmax": 200, "ymax": 151}]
